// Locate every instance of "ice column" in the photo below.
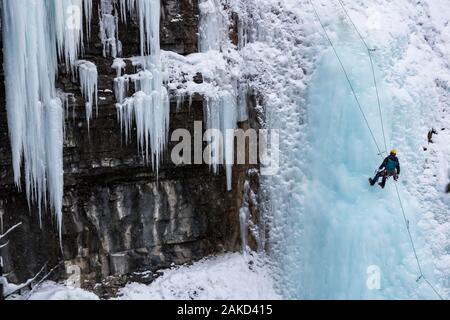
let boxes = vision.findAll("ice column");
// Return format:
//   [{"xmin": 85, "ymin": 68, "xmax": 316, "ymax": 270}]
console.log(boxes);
[
  {"xmin": 51, "ymin": 0, "xmax": 92, "ymax": 72},
  {"xmin": 100, "ymin": 0, "xmax": 122, "ymax": 58},
  {"xmin": 84, "ymin": 0, "xmax": 93, "ymax": 41},
  {"xmin": 198, "ymin": 0, "xmax": 228, "ymax": 52},
  {"xmin": 204, "ymin": 93, "xmax": 237, "ymax": 191},
  {"xmin": 199, "ymin": 0, "xmax": 243, "ymax": 190}
]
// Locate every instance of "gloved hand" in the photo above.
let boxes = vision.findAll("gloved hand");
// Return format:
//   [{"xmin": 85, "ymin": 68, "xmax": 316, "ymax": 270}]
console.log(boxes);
[{"xmin": 394, "ymin": 175, "xmax": 399, "ymax": 181}]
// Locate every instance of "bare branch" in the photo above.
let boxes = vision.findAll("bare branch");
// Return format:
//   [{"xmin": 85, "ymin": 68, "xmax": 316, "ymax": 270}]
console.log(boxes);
[
  {"xmin": 0, "ymin": 223, "xmax": 23, "ymax": 241},
  {"xmin": 25, "ymin": 262, "xmax": 62, "ymax": 299},
  {"xmin": 0, "ymin": 241, "xmax": 9, "ymax": 250},
  {"xmin": 3, "ymin": 262, "xmax": 48, "ymax": 298}
]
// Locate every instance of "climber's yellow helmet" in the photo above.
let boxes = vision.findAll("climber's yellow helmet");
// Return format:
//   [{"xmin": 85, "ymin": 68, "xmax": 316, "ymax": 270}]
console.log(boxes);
[{"xmin": 390, "ymin": 149, "xmax": 397, "ymax": 156}]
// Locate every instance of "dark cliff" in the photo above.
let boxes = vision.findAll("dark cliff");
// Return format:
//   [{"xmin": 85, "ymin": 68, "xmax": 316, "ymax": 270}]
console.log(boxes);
[{"xmin": 0, "ymin": 0, "xmax": 261, "ymax": 287}]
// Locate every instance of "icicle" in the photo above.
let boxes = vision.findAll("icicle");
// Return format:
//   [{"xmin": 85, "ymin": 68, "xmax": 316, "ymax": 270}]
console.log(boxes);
[
  {"xmin": 99, "ymin": 0, "xmax": 122, "ymax": 58},
  {"xmin": 204, "ymin": 92, "xmax": 237, "ymax": 191},
  {"xmin": 116, "ymin": 70, "xmax": 170, "ymax": 169},
  {"xmin": 45, "ymin": 99, "xmax": 65, "ymax": 242},
  {"xmin": 51, "ymin": 0, "xmax": 89, "ymax": 72},
  {"xmin": 2, "ymin": 0, "xmax": 67, "ymax": 235},
  {"xmin": 237, "ymin": 80, "xmax": 249, "ymax": 122},
  {"xmin": 199, "ymin": 0, "xmax": 239, "ymax": 191},
  {"xmin": 78, "ymin": 60, "xmax": 98, "ymax": 126},
  {"xmin": 1, "ymin": 0, "xmax": 94, "ymax": 238},
  {"xmin": 117, "ymin": 0, "xmax": 137, "ymax": 23},
  {"xmin": 116, "ymin": 0, "xmax": 161, "ymax": 58},
  {"xmin": 239, "ymin": 181, "xmax": 251, "ymax": 256},
  {"xmin": 84, "ymin": 0, "xmax": 93, "ymax": 41},
  {"xmin": 114, "ymin": 76, "xmax": 130, "ymax": 104},
  {"xmin": 113, "ymin": 0, "xmax": 171, "ymax": 172}
]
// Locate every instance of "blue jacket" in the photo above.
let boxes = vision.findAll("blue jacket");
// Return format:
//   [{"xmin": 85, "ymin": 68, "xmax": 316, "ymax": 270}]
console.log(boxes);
[{"xmin": 379, "ymin": 155, "xmax": 400, "ymax": 174}]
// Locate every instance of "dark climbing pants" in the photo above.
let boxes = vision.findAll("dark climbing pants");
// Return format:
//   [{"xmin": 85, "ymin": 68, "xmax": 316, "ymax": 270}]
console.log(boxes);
[{"xmin": 372, "ymin": 170, "xmax": 397, "ymax": 187}]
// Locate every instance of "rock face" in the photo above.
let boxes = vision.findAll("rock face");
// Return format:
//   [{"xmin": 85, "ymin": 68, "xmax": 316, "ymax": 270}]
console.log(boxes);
[{"xmin": 0, "ymin": 0, "xmax": 259, "ymax": 285}]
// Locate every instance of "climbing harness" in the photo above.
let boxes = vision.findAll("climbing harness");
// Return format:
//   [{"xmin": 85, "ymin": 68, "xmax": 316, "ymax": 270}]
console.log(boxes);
[{"xmin": 308, "ymin": 0, "xmax": 445, "ymax": 300}]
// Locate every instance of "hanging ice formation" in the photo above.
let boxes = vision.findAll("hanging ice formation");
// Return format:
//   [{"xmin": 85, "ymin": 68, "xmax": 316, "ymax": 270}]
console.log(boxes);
[
  {"xmin": 113, "ymin": 0, "xmax": 170, "ymax": 171},
  {"xmin": 112, "ymin": 58, "xmax": 127, "ymax": 77},
  {"xmin": 199, "ymin": 0, "xmax": 249, "ymax": 190},
  {"xmin": 78, "ymin": 60, "xmax": 98, "ymax": 126},
  {"xmin": 100, "ymin": 0, "xmax": 122, "ymax": 58},
  {"xmin": 109, "ymin": 0, "xmax": 247, "ymax": 189},
  {"xmin": 1, "ymin": 0, "xmax": 243, "ymax": 243},
  {"xmin": 1, "ymin": 0, "xmax": 93, "ymax": 237}
]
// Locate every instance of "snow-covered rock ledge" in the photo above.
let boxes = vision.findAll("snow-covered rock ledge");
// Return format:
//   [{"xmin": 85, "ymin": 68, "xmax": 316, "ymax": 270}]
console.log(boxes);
[{"xmin": 23, "ymin": 253, "xmax": 280, "ymax": 300}]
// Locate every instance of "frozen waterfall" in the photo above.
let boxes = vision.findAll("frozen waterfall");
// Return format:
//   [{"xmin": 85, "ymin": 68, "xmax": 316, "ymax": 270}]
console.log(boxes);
[
  {"xmin": 113, "ymin": 0, "xmax": 171, "ymax": 170},
  {"xmin": 198, "ymin": 0, "xmax": 249, "ymax": 190},
  {"xmin": 1, "ymin": 0, "xmax": 91, "ymax": 236},
  {"xmin": 1, "ymin": 0, "xmax": 169, "ymax": 237}
]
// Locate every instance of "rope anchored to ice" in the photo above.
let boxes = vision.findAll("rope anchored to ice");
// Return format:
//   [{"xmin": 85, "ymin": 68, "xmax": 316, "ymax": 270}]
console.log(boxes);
[{"xmin": 309, "ymin": 0, "xmax": 444, "ymax": 300}]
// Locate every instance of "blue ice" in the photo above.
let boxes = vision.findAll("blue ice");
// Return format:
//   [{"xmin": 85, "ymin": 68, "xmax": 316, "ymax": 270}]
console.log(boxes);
[{"xmin": 281, "ymin": 23, "xmax": 438, "ymax": 300}]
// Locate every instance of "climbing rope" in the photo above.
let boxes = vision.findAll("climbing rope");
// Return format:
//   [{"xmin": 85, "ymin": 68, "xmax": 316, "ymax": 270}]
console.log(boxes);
[
  {"xmin": 393, "ymin": 180, "xmax": 444, "ymax": 299},
  {"xmin": 308, "ymin": 0, "xmax": 445, "ymax": 299},
  {"xmin": 307, "ymin": 0, "xmax": 384, "ymax": 156},
  {"xmin": 336, "ymin": 0, "xmax": 444, "ymax": 300},
  {"xmin": 336, "ymin": 0, "xmax": 388, "ymax": 153}
]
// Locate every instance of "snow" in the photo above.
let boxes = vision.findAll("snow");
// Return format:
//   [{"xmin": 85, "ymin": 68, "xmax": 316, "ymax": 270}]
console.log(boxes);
[
  {"xmin": 163, "ymin": 50, "xmax": 231, "ymax": 99},
  {"xmin": 27, "ymin": 282, "xmax": 99, "ymax": 300},
  {"xmin": 116, "ymin": 253, "xmax": 280, "ymax": 300},
  {"xmin": 24, "ymin": 253, "xmax": 279, "ymax": 300},
  {"xmin": 1, "ymin": 278, "xmax": 30, "ymax": 298},
  {"xmin": 112, "ymin": 57, "xmax": 126, "ymax": 77}
]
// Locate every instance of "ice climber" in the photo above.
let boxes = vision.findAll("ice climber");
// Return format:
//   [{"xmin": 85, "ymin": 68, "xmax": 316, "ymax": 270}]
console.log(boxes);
[{"xmin": 369, "ymin": 150, "xmax": 401, "ymax": 189}]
